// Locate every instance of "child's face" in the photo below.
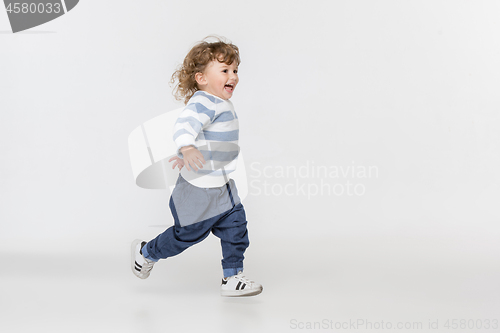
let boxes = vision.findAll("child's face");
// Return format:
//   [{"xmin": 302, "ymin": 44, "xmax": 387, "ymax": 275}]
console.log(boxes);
[{"xmin": 197, "ymin": 59, "xmax": 239, "ymax": 100}]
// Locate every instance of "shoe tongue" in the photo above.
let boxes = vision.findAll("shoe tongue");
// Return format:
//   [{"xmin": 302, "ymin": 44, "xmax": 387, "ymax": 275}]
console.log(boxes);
[{"xmin": 140, "ymin": 241, "xmax": 146, "ymax": 255}]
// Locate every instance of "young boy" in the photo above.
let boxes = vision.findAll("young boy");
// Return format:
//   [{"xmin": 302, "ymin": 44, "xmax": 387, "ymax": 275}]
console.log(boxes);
[{"xmin": 131, "ymin": 37, "xmax": 263, "ymax": 297}]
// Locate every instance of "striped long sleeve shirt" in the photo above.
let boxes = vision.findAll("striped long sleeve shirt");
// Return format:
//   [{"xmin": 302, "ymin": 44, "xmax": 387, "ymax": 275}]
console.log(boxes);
[{"xmin": 173, "ymin": 90, "xmax": 240, "ymax": 188}]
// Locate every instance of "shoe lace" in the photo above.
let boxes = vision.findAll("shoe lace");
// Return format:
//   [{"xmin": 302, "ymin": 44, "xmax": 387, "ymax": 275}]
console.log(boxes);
[{"xmin": 235, "ymin": 272, "xmax": 254, "ymax": 284}]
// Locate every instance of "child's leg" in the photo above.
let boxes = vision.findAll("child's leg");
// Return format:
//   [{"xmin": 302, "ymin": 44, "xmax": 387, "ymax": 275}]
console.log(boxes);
[
  {"xmin": 141, "ymin": 194, "xmax": 212, "ymax": 261},
  {"xmin": 142, "ymin": 174, "xmax": 235, "ymax": 261},
  {"xmin": 211, "ymin": 180, "xmax": 249, "ymax": 278},
  {"xmin": 211, "ymin": 203, "xmax": 249, "ymax": 277}
]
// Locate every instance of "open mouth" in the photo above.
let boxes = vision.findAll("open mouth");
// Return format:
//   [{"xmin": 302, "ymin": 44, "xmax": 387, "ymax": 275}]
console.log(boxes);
[{"xmin": 224, "ymin": 83, "xmax": 234, "ymax": 93}]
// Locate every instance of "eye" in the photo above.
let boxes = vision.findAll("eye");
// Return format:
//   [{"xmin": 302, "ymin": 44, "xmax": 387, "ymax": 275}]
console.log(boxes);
[
  {"xmin": 222, "ymin": 69, "xmax": 228, "ymax": 73},
  {"xmin": 233, "ymin": 69, "xmax": 238, "ymax": 74}
]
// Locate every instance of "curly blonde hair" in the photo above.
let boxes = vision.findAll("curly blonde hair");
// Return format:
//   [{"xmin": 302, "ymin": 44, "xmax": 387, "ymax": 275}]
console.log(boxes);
[{"xmin": 171, "ymin": 36, "xmax": 241, "ymax": 104}]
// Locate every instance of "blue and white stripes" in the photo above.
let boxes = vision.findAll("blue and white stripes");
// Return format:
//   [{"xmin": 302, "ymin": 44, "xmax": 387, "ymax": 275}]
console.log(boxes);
[{"xmin": 173, "ymin": 91, "xmax": 240, "ymax": 187}]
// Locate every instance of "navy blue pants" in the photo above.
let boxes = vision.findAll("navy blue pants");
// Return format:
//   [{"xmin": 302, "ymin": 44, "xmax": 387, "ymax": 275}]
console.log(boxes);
[{"xmin": 142, "ymin": 175, "xmax": 249, "ymax": 276}]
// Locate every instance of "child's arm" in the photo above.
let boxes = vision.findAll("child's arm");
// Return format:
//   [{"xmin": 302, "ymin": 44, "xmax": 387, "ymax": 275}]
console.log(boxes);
[{"xmin": 173, "ymin": 99, "xmax": 214, "ymax": 171}]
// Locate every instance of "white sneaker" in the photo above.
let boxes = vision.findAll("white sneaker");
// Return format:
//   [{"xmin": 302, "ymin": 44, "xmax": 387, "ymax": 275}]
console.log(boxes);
[
  {"xmin": 131, "ymin": 239, "xmax": 155, "ymax": 279},
  {"xmin": 220, "ymin": 271, "xmax": 263, "ymax": 297}
]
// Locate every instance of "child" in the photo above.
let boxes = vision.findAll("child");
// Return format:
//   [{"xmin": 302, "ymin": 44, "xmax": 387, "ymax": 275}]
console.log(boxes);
[{"xmin": 131, "ymin": 36, "xmax": 263, "ymax": 297}]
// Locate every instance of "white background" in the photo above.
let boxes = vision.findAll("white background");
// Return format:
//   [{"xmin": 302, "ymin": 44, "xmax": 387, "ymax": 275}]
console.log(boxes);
[{"xmin": 1, "ymin": 1, "xmax": 499, "ymax": 332}]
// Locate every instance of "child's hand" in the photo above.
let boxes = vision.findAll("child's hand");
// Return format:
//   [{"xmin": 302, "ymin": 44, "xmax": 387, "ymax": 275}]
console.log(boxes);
[
  {"xmin": 180, "ymin": 146, "xmax": 206, "ymax": 172},
  {"xmin": 168, "ymin": 156, "xmax": 185, "ymax": 170}
]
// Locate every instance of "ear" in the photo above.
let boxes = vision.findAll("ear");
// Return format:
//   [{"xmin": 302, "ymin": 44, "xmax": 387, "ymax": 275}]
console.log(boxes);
[{"xmin": 195, "ymin": 72, "xmax": 206, "ymax": 86}]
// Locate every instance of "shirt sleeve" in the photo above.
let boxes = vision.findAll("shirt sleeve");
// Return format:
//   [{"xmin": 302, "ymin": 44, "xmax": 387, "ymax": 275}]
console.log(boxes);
[{"xmin": 173, "ymin": 99, "xmax": 215, "ymax": 158}]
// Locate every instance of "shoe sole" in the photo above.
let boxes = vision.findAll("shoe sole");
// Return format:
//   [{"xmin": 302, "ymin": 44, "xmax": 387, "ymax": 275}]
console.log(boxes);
[
  {"xmin": 131, "ymin": 239, "xmax": 147, "ymax": 279},
  {"xmin": 221, "ymin": 286, "xmax": 263, "ymax": 297}
]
